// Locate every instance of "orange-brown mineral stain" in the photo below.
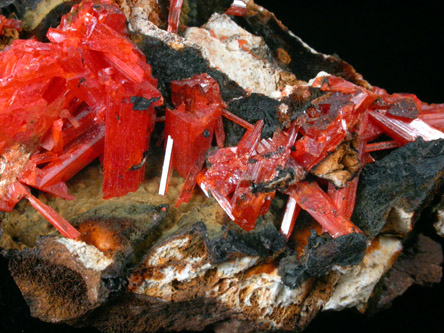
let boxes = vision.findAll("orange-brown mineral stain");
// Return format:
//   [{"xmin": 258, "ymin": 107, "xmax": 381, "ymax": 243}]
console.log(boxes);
[
  {"xmin": 276, "ymin": 48, "xmax": 291, "ymax": 65},
  {"xmin": 78, "ymin": 220, "xmax": 124, "ymax": 257},
  {"xmin": 245, "ymin": 260, "xmax": 278, "ymax": 278},
  {"xmin": 289, "ymin": 219, "xmax": 322, "ymax": 258}
]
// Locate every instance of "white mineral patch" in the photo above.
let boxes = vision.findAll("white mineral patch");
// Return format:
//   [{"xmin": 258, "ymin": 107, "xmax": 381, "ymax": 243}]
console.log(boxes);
[
  {"xmin": 127, "ymin": 7, "xmax": 189, "ymax": 50},
  {"xmin": 240, "ymin": 273, "xmax": 308, "ymax": 315},
  {"xmin": 324, "ymin": 236, "xmax": 402, "ymax": 312},
  {"xmin": 384, "ymin": 206, "xmax": 414, "ymax": 236},
  {"xmin": 215, "ymin": 269, "xmax": 309, "ymax": 321},
  {"xmin": 57, "ymin": 238, "xmax": 113, "ymax": 271},
  {"xmin": 147, "ymin": 237, "xmax": 190, "ymax": 266},
  {"xmin": 307, "ymin": 71, "xmax": 331, "ymax": 86},
  {"xmin": 216, "ymin": 256, "xmax": 259, "ymax": 277},
  {"xmin": 434, "ymin": 209, "xmax": 444, "ymax": 237},
  {"xmin": 184, "ymin": 13, "xmax": 284, "ymax": 98},
  {"xmin": 136, "ymin": 254, "xmax": 211, "ymax": 298}
]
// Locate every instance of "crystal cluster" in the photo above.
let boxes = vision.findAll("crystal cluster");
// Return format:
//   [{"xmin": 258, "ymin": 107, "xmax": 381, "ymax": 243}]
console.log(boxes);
[
  {"xmin": 197, "ymin": 74, "xmax": 444, "ymax": 237},
  {"xmin": 1, "ymin": 0, "xmax": 444, "ymax": 242},
  {"xmin": 0, "ymin": 0, "xmax": 162, "ymax": 238}
]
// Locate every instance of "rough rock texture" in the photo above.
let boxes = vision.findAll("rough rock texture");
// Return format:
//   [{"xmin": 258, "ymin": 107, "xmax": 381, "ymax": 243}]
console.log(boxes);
[
  {"xmin": 366, "ymin": 233, "xmax": 443, "ymax": 315},
  {"xmin": 5, "ymin": 202, "xmax": 166, "ymax": 322},
  {"xmin": 432, "ymin": 197, "xmax": 444, "ymax": 237},
  {"xmin": 353, "ymin": 138, "xmax": 444, "ymax": 238},
  {"xmin": 184, "ymin": 13, "xmax": 297, "ymax": 98},
  {"xmin": 279, "ymin": 230, "xmax": 367, "ymax": 289},
  {"xmin": 324, "ymin": 235, "xmax": 403, "ymax": 313},
  {"xmin": 233, "ymin": 1, "xmax": 371, "ymax": 88}
]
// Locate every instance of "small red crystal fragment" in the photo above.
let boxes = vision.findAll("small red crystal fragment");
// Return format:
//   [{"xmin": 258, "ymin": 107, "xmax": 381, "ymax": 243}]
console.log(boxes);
[
  {"xmin": 170, "ymin": 73, "xmax": 224, "ymax": 110},
  {"xmin": 52, "ymin": 119, "xmax": 65, "ymax": 154},
  {"xmin": 198, "ymin": 120, "xmax": 263, "ymax": 199},
  {"xmin": 175, "ymin": 151, "xmax": 207, "ymax": 207},
  {"xmin": 225, "ymin": 1, "xmax": 248, "ymax": 17},
  {"xmin": 230, "ymin": 180, "xmax": 272, "ymax": 231},
  {"xmin": 199, "ymin": 147, "xmax": 247, "ymax": 197},
  {"xmin": 167, "ymin": 0, "xmax": 184, "ymax": 34},
  {"xmin": 215, "ymin": 117, "xmax": 226, "ymax": 148},
  {"xmin": 327, "ymin": 179, "xmax": 358, "ymax": 219},
  {"xmin": 23, "ymin": 186, "xmax": 80, "ymax": 239},
  {"xmin": 237, "ymin": 119, "xmax": 264, "ymax": 155},
  {"xmin": 222, "ymin": 109, "xmax": 254, "ymax": 130},
  {"xmin": 30, "ymin": 151, "xmax": 58, "ymax": 165},
  {"xmin": 365, "ymin": 140, "xmax": 401, "ymax": 152},
  {"xmin": 41, "ymin": 124, "xmax": 105, "ymax": 188},
  {"xmin": 361, "ymin": 119, "xmax": 384, "ymax": 141},
  {"xmin": 419, "ymin": 103, "xmax": 444, "ymax": 132},
  {"xmin": 0, "ymin": 182, "xmax": 27, "ymax": 212},
  {"xmin": 0, "ymin": 15, "xmax": 22, "ymax": 32}
]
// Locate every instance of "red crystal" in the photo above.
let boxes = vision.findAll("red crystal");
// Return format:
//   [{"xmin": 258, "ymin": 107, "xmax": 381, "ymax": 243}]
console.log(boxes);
[
  {"xmin": 369, "ymin": 110, "xmax": 444, "ymax": 144},
  {"xmin": 287, "ymin": 181, "xmax": 361, "ymax": 238},
  {"xmin": 167, "ymin": 0, "xmax": 184, "ymax": 34},
  {"xmin": 0, "ymin": 15, "xmax": 21, "ymax": 33},
  {"xmin": 292, "ymin": 75, "xmax": 375, "ymax": 171},
  {"xmin": 365, "ymin": 140, "xmax": 401, "ymax": 152},
  {"xmin": 225, "ymin": 1, "xmax": 248, "ymax": 17},
  {"xmin": 419, "ymin": 103, "xmax": 444, "ymax": 132},
  {"xmin": 0, "ymin": 0, "xmax": 162, "ymax": 237},
  {"xmin": 222, "ymin": 109, "xmax": 255, "ymax": 130},
  {"xmin": 23, "ymin": 185, "xmax": 80, "ymax": 239},
  {"xmin": 170, "ymin": 73, "xmax": 224, "ymax": 110},
  {"xmin": 166, "ymin": 74, "xmax": 223, "ymax": 179}
]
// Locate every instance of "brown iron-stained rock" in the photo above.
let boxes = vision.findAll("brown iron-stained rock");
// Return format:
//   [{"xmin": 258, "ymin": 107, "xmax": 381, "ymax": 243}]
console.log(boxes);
[
  {"xmin": 5, "ymin": 201, "xmax": 166, "ymax": 322},
  {"xmin": 311, "ymin": 140, "xmax": 360, "ymax": 188},
  {"xmin": 366, "ymin": 234, "xmax": 443, "ymax": 314}
]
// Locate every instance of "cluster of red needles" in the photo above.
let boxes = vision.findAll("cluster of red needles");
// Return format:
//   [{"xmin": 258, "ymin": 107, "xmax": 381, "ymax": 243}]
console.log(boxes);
[{"xmin": 1, "ymin": 0, "xmax": 444, "ymax": 241}]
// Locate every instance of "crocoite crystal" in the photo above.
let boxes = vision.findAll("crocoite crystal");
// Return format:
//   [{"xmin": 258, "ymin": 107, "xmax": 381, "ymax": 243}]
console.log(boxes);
[
  {"xmin": 0, "ymin": 0, "xmax": 162, "ymax": 238},
  {"xmin": 197, "ymin": 73, "xmax": 444, "ymax": 238},
  {"xmin": 1, "ymin": 0, "xmax": 444, "ymax": 243}
]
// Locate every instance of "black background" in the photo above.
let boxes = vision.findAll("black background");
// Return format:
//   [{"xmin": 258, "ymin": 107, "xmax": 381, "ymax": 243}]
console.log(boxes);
[{"xmin": 1, "ymin": 1, "xmax": 444, "ymax": 332}]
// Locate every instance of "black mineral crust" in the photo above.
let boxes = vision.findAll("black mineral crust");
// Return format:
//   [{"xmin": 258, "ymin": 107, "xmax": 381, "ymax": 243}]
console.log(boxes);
[
  {"xmin": 205, "ymin": 216, "xmax": 287, "ymax": 263},
  {"xmin": 224, "ymin": 93, "xmax": 281, "ymax": 145},
  {"xmin": 352, "ymin": 138, "xmax": 444, "ymax": 238},
  {"xmin": 278, "ymin": 230, "xmax": 367, "ymax": 288},
  {"xmin": 135, "ymin": 35, "xmax": 245, "ymax": 105}
]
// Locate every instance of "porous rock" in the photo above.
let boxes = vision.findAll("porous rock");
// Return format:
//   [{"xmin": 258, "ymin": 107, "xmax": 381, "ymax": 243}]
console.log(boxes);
[{"xmin": 4, "ymin": 201, "xmax": 166, "ymax": 323}]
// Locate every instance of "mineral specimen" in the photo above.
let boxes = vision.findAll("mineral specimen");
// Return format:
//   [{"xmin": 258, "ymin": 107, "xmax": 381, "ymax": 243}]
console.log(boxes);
[{"xmin": 1, "ymin": 0, "xmax": 444, "ymax": 332}]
